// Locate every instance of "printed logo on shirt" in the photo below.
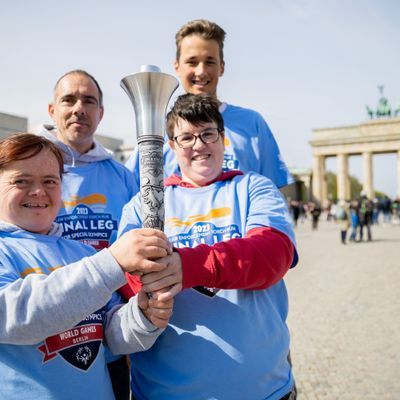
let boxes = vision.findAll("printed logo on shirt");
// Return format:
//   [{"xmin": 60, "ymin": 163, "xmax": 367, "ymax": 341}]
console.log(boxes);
[
  {"xmin": 57, "ymin": 195, "xmax": 118, "ymax": 250},
  {"xmin": 38, "ymin": 311, "xmax": 104, "ymax": 371},
  {"xmin": 63, "ymin": 194, "xmax": 107, "ymax": 208},
  {"xmin": 169, "ymin": 221, "xmax": 242, "ymax": 297},
  {"xmin": 222, "ymin": 154, "xmax": 239, "ymax": 171},
  {"xmin": 222, "ymin": 136, "xmax": 239, "ymax": 170},
  {"xmin": 166, "ymin": 207, "xmax": 231, "ymax": 229},
  {"xmin": 169, "ymin": 221, "xmax": 242, "ymax": 248}
]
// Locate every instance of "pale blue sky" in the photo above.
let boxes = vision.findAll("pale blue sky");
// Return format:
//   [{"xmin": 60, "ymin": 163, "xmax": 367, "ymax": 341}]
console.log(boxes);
[{"xmin": 1, "ymin": 0, "xmax": 399, "ymax": 196}]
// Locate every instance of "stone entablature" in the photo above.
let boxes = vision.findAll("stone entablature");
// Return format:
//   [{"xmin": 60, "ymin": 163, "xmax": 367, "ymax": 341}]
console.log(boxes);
[
  {"xmin": 311, "ymin": 117, "xmax": 400, "ymax": 152},
  {"xmin": 310, "ymin": 117, "xmax": 400, "ymax": 202}
]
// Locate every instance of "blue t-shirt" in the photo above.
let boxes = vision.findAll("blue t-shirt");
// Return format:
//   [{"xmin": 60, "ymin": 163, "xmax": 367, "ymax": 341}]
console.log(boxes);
[{"xmin": 118, "ymin": 172, "xmax": 296, "ymax": 400}]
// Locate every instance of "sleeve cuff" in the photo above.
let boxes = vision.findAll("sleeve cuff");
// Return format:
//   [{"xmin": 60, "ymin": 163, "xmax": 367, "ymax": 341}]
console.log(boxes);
[
  {"xmin": 129, "ymin": 296, "xmax": 160, "ymax": 333},
  {"xmin": 176, "ymin": 245, "xmax": 215, "ymax": 289}
]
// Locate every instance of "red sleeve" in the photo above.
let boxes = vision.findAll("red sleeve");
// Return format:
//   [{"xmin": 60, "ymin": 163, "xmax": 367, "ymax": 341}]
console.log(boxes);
[
  {"xmin": 118, "ymin": 273, "xmax": 142, "ymax": 300},
  {"xmin": 176, "ymin": 226, "xmax": 295, "ymax": 290}
]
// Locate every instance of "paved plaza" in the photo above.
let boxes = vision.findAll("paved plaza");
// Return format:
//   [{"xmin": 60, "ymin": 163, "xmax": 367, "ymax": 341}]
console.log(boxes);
[{"xmin": 285, "ymin": 219, "xmax": 400, "ymax": 399}]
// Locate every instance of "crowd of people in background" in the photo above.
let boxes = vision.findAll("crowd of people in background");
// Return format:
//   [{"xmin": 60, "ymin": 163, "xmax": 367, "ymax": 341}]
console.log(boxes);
[
  {"xmin": 289, "ymin": 200, "xmax": 321, "ymax": 230},
  {"xmin": 289, "ymin": 193, "xmax": 400, "ymax": 244}
]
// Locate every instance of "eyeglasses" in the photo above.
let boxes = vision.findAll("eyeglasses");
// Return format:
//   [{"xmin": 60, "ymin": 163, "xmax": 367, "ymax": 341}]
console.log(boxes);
[{"xmin": 173, "ymin": 128, "xmax": 221, "ymax": 149}]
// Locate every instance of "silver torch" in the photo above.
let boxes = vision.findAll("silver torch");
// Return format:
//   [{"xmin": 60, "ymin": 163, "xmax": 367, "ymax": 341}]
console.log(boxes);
[{"xmin": 121, "ymin": 65, "xmax": 179, "ymax": 231}]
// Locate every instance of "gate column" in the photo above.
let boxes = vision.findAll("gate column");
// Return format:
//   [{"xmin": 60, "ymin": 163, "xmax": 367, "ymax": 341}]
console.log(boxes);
[
  {"xmin": 312, "ymin": 155, "xmax": 327, "ymax": 203},
  {"xmin": 362, "ymin": 151, "xmax": 374, "ymax": 199},
  {"xmin": 337, "ymin": 153, "xmax": 350, "ymax": 200}
]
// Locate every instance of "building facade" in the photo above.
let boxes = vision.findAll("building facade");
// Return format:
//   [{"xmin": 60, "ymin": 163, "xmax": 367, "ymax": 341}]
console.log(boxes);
[{"xmin": 0, "ymin": 111, "xmax": 28, "ymax": 138}]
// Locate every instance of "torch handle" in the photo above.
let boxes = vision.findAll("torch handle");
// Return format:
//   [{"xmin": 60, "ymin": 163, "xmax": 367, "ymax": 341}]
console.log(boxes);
[{"xmin": 138, "ymin": 136, "xmax": 165, "ymax": 231}]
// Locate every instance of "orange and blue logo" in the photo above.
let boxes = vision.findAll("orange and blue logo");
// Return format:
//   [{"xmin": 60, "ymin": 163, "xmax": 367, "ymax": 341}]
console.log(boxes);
[
  {"xmin": 166, "ymin": 207, "xmax": 231, "ymax": 228},
  {"xmin": 166, "ymin": 207, "xmax": 242, "ymax": 248},
  {"xmin": 57, "ymin": 194, "xmax": 117, "ymax": 250}
]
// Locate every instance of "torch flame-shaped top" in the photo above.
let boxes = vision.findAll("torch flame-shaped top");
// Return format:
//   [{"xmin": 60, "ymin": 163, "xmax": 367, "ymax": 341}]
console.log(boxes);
[{"xmin": 121, "ymin": 65, "xmax": 179, "ymax": 139}]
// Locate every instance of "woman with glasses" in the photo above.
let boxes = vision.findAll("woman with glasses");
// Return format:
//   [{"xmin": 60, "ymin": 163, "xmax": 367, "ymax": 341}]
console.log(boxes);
[{"xmin": 119, "ymin": 93, "xmax": 298, "ymax": 400}]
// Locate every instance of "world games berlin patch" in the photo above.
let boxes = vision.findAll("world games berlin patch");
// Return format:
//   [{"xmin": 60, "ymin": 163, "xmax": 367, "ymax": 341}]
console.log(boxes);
[{"xmin": 38, "ymin": 310, "xmax": 104, "ymax": 371}]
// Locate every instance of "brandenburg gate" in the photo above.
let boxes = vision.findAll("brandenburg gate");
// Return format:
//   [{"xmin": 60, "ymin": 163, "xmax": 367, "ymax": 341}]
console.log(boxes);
[{"xmin": 310, "ymin": 117, "xmax": 400, "ymax": 203}]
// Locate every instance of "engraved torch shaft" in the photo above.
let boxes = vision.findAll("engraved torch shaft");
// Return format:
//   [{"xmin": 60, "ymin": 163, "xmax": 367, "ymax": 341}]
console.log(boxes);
[
  {"xmin": 137, "ymin": 135, "xmax": 165, "ymax": 230},
  {"xmin": 121, "ymin": 65, "xmax": 179, "ymax": 231}
]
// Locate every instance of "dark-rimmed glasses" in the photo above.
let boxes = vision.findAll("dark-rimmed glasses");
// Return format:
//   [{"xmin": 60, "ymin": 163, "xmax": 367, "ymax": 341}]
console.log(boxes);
[{"xmin": 173, "ymin": 128, "xmax": 221, "ymax": 149}]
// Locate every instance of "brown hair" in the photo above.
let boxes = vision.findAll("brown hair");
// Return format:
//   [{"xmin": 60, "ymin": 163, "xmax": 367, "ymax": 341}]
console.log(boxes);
[
  {"xmin": 166, "ymin": 93, "xmax": 224, "ymax": 140},
  {"xmin": 53, "ymin": 69, "xmax": 103, "ymax": 106},
  {"xmin": 0, "ymin": 133, "xmax": 64, "ymax": 177},
  {"xmin": 175, "ymin": 19, "xmax": 226, "ymax": 62}
]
